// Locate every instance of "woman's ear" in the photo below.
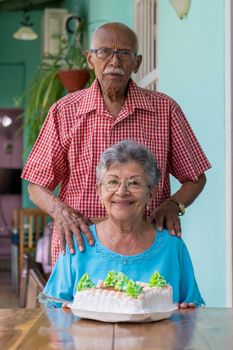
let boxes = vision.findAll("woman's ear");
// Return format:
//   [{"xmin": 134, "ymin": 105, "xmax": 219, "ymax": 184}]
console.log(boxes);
[
  {"xmin": 96, "ymin": 183, "xmax": 101, "ymax": 197},
  {"xmin": 96, "ymin": 184, "xmax": 105, "ymax": 209},
  {"xmin": 147, "ymin": 186, "xmax": 157, "ymax": 205}
]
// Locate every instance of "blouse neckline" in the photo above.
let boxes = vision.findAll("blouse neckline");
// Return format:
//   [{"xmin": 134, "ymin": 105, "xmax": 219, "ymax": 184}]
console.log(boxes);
[{"xmin": 90, "ymin": 224, "xmax": 166, "ymax": 265}]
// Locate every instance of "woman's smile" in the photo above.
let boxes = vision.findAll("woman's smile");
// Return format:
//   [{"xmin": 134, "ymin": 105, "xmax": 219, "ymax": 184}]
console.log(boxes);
[{"xmin": 111, "ymin": 199, "xmax": 134, "ymax": 207}]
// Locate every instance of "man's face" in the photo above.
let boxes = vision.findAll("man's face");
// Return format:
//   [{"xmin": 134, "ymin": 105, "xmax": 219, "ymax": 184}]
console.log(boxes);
[{"xmin": 86, "ymin": 26, "xmax": 142, "ymax": 94}]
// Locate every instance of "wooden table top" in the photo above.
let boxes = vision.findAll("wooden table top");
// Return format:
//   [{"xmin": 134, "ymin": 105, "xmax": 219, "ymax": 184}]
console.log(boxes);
[{"xmin": 1, "ymin": 307, "xmax": 233, "ymax": 350}]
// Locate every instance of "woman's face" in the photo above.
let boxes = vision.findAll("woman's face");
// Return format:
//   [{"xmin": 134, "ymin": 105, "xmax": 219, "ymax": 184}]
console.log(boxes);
[{"xmin": 97, "ymin": 161, "xmax": 155, "ymax": 221}]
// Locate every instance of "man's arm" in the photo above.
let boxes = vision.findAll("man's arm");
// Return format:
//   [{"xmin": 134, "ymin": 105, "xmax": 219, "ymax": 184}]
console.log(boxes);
[
  {"xmin": 28, "ymin": 183, "xmax": 94, "ymax": 253},
  {"xmin": 150, "ymin": 173, "xmax": 206, "ymax": 236}
]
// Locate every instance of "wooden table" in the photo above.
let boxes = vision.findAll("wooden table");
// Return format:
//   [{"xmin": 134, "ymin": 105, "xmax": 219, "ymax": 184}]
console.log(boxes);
[{"xmin": 0, "ymin": 308, "xmax": 233, "ymax": 349}]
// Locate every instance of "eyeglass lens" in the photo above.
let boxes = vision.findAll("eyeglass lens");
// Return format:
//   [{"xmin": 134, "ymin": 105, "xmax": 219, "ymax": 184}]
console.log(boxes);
[{"xmin": 92, "ymin": 48, "xmax": 136, "ymax": 61}]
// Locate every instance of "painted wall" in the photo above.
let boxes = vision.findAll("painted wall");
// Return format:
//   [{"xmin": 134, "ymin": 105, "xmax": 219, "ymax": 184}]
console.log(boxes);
[
  {"xmin": 158, "ymin": 0, "xmax": 225, "ymax": 306},
  {"xmin": 64, "ymin": 0, "xmax": 134, "ymax": 46},
  {"xmin": 86, "ymin": 0, "xmax": 134, "ymax": 40}
]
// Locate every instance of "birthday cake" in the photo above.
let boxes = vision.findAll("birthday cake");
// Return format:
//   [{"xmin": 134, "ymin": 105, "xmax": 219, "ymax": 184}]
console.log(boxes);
[{"xmin": 72, "ymin": 271, "xmax": 173, "ymax": 314}]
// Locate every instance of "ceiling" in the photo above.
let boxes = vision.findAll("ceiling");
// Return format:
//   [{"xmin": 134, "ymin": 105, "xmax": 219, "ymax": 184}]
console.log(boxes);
[{"xmin": 0, "ymin": 0, "xmax": 63, "ymax": 12}]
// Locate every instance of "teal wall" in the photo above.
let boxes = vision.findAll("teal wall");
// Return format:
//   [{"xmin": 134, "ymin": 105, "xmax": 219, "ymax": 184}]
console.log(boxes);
[
  {"xmin": 63, "ymin": 0, "xmax": 88, "ymax": 17},
  {"xmin": 0, "ymin": 11, "xmax": 42, "ymax": 83},
  {"xmin": 64, "ymin": 0, "xmax": 134, "ymax": 45},
  {"xmin": 86, "ymin": 0, "xmax": 134, "ymax": 39},
  {"xmin": 63, "ymin": 0, "xmax": 134, "ymax": 42},
  {"xmin": 159, "ymin": 1, "xmax": 225, "ymax": 306}
]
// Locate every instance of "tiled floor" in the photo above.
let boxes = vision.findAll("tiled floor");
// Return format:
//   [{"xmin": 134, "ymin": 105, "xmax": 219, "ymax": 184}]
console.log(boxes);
[{"xmin": 0, "ymin": 265, "xmax": 19, "ymax": 308}]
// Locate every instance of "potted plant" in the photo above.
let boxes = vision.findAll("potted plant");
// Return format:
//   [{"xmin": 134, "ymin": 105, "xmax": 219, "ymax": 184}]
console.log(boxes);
[
  {"xmin": 16, "ymin": 16, "xmax": 94, "ymax": 150},
  {"xmin": 56, "ymin": 15, "xmax": 91, "ymax": 92}
]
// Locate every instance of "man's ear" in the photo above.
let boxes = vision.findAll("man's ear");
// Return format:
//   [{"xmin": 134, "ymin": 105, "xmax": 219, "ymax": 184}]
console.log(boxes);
[
  {"xmin": 133, "ymin": 55, "xmax": 142, "ymax": 74},
  {"xmin": 86, "ymin": 50, "xmax": 95, "ymax": 70}
]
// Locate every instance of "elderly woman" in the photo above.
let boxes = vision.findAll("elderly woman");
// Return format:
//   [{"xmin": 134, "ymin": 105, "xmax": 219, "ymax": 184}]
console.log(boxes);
[{"xmin": 43, "ymin": 140, "xmax": 204, "ymax": 308}]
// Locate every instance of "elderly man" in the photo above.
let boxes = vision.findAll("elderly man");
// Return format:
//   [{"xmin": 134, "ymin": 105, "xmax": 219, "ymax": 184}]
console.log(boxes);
[{"xmin": 22, "ymin": 22, "xmax": 211, "ymax": 265}]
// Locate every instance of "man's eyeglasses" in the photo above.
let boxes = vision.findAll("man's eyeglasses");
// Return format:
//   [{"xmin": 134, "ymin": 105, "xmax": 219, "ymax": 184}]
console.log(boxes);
[
  {"xmin": 101, "ymin": 178, "xmax": 148, "ymax": 192},
  {"xmin": 90, "ymin": 47, "xmax": 137, "ymax": 62}
]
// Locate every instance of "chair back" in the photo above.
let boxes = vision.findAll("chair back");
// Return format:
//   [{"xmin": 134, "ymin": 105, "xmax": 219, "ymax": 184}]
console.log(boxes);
[
  {"xmin": 26, "ymin": 268, "xmax": 46, "ymax": 308},
  {"xmin": 19, "ymin": 208, "xmax": 48, "ymax": 276}
]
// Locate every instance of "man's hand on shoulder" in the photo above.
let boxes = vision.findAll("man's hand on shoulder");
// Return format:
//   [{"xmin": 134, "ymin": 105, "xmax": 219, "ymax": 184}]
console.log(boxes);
[
  {"xmin": 149, "ymin": 199, "xmax": 182, "ymax": 237},
  {"xmin": 149, "ymin": 174, "xmax": 207, "ymax": 237},
  {"xmin": 52, "ymin": 197, "xmax": 94, "ymax": 254}
]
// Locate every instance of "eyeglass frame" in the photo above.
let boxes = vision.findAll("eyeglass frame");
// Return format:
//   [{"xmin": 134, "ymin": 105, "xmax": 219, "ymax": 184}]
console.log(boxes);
[
  {"xmin": 100, "ymin": 178, "xmax": 150, "ymax": 192},
  {"xmin": 90, "ymin": 47, "xmax": 138, "ymax": 61}
]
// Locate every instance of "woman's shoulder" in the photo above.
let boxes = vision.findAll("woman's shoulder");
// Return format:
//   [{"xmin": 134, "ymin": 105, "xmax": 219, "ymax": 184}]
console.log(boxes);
[
  {"xmin": 159, "ymin": 228, "xmax": 184, "ymax": 247},
  {"xmin": 88, "ymin": 224, "xmax": 97, "ymax": 239}
]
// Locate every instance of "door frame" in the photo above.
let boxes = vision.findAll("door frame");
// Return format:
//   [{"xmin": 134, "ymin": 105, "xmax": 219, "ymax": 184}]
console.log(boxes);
[{"xmin": 225, "ymin": 0, "xmax": 233, "ymax": 307}]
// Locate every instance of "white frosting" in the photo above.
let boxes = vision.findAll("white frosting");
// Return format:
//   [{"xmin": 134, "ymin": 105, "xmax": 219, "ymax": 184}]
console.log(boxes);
[{"xmin": 73, "ymin": 285, "xmax": 173, "ymax": 314}]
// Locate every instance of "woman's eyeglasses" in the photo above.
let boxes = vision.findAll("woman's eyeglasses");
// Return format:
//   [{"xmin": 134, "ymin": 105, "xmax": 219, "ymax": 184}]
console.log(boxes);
[
  {"xmin": 101, "ymin": 178, "xmax": 148, "ymax": 192},
  {"xmin": 90, "ymin": 47, "xmax": 137, "ymax": 62}
]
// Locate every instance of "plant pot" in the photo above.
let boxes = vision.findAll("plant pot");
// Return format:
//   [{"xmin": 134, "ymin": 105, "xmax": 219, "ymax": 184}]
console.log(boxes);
[{"xmin": 57, "ymin": 69, "xmax": 90, "ymax": 92}]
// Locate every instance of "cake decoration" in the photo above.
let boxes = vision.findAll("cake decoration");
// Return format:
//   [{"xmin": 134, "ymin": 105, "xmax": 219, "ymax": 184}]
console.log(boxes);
[
  {"xmin": 126, "ymin": 280, "xmax": 143, "ymax": 298},
  {"xmin": 77, "ymin": 273, "xmax": 95, "ymax": 291},
  {"xmin": 148, "ymin": 271, "xmax": 168, "ymax": 288},
  {"xmin": 104, "ymin": 271, "xmax": 119, "ymax": 288},
  {"xmin": 115, "ymin": 272, "xmax": 129, "ymax": 292}
]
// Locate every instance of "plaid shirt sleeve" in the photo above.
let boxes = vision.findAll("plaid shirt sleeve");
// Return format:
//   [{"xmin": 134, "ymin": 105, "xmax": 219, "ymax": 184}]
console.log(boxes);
[
  {"xmin": 21, "ymin": 103, "xmax": 68, "ymax": 190},
  {"xmin": 168, "ymin": 100, "xmax": 211, "ymax": 183}
]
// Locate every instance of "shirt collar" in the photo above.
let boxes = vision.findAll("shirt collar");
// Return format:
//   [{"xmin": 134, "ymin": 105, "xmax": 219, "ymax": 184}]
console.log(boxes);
[
  {"xmin": 77, "ymin": 78, "xmax": 156, "ymax": 116},
  {"xmin": 76, "ymin": 79, "xmax": 105, "ymax": 116},
  {"xmin": 124, "ymin": 79, "xmax": 156, "ymax": 113}
]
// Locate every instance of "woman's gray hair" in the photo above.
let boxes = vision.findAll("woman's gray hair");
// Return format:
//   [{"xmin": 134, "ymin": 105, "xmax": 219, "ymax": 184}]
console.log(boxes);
[{"xmin": 96, "ymin": 140, "xmax": 160, "ymax": 188}]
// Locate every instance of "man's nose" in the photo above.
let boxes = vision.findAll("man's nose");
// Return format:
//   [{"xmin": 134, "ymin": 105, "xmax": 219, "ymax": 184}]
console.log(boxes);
[{"xmin": 109, "ymin": 51, "xmax": 121, "ymax": 65}]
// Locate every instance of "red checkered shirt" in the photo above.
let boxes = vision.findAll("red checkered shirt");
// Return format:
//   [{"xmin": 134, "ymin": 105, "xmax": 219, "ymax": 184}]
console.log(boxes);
[{"xmin": 22, "ymin": 79, "xmax": 211, "ymax": 265}]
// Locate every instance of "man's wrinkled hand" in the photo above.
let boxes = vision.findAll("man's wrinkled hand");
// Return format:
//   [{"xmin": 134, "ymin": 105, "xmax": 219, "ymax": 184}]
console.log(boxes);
[
  {"xmin": 149, "ymin": 200, "xmax": 182, "ymax": 237},
  {"xmin": 52, "ymin": 197, "xmax": 94, "ymax": 254}
]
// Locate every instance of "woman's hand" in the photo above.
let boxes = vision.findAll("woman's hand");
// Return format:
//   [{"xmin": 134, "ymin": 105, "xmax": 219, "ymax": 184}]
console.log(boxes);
[
  {"xmin": 52, "ymin": 197, "xmax": 94, "ymax": 254},
  {"xmin": 179, "ymin": 302, "xmax": 196, "ymax": 309},
  {"xmin": 149, "ymin": 199, "xmax": 182, "ymax": 237},
  {"xmin": 62, "ymin": 302, "xmax": 71, "ymax": 313}
]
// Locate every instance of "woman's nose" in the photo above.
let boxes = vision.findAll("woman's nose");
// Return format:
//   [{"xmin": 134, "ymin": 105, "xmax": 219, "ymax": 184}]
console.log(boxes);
[{"xmin": 116, "ymin": 182, "xmax": 129, "ymax": 194}]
